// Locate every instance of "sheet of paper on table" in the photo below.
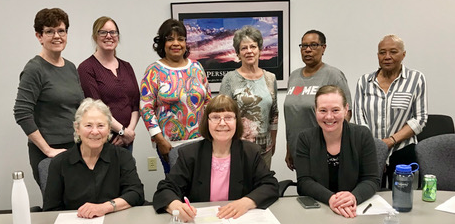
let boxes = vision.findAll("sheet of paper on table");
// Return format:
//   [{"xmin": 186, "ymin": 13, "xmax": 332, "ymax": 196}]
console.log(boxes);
[
  {"xmin": 191, "ymin": 206, "xmax": 280, "ymax": 224},
  {"xmin": 435, "ymin": 196, "xmax": 455, "ymax": 214},
  {"xmin": 54, "ymin": 212, "xmax": 104, "ymax": 224},
  {"xmin": 357, "ymin": 195, "xmax": 394, "ymax": 215}
]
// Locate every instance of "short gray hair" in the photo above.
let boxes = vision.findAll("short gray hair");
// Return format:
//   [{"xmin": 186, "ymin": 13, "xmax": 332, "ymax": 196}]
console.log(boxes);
[
  {"xmin": 73, "ymin": 98, "xmax": 112, "ymax": 143},
  {"xmin": 379, "ymin": 34, "xmax": 405, "ymax": 51},
  {"xmin": 232, "ymin": 25, "xmax": 263, "ymax": 55}
]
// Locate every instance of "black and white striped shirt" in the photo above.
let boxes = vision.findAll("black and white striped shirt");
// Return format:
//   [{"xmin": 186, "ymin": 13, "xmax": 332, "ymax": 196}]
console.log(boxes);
[{"xmin": 353, "ymin": 65, "xmax": 428, "ymax": 153}]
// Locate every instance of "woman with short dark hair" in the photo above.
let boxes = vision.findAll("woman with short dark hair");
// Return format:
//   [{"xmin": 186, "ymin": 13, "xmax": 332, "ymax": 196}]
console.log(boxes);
[
  {"xmin": 13, "ymin": 8, "xmax": 84, "ymax": 187},
  {"xmin": 140, "ymin": 18, "xmax": 211, "ymax": 173}
]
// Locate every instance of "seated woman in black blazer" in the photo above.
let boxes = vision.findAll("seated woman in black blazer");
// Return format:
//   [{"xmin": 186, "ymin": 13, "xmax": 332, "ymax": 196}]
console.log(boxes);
[
  {"xmin": 153, "ymin": 94, "xmax": 279, "ymax": 222},
  {"xmin": 295, "ymin": 85, "xmax": 380, "ymax": 218}
]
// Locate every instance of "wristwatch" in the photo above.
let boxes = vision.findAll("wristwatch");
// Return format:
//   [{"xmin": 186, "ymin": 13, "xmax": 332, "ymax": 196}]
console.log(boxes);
[
  {"xmin": 118, "ymin": 126, "xmax": 125, "ymax": 136},
  {"xmin": 109, "ymin": 200, "xmax": 116, "ymax": 212}
]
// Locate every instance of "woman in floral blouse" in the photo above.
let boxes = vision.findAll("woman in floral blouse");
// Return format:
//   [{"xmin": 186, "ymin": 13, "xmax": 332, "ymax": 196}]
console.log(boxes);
[{"xmin": 220, "ymin": 26, "xmax": 278, "ymax": 168}]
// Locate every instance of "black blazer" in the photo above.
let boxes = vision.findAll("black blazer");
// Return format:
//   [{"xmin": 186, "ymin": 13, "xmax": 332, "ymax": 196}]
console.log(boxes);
[
  {"xmin": 153, "ymin": 139, "xmax": 279, "ymax": 213},
  {"xmin": 295, "ymin": 121, "xmax": 380, "ymax": 205}
]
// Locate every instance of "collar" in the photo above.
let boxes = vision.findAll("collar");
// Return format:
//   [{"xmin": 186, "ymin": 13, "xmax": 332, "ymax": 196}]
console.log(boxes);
[
  {"xmin": 157, "ymin": 58, "xmax": 192, "ymax": 70},
  {"xmin": 68, "ymin": 143, "xmax": 111, "ymax": 165},
  {"xmin": 368, "ymin": 64, "xmax": 407, "ymax": 82}
]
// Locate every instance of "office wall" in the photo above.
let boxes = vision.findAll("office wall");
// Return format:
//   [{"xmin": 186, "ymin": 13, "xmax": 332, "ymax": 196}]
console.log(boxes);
[{"xmin": 1, "ymin": 0, "xmax": 454, "ymax": 210}]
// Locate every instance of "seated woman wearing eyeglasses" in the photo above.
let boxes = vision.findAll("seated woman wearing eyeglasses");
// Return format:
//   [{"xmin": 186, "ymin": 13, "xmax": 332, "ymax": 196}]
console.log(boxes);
[
  {"xmin": 153, "ymin": 95, "xmax": 279, "ymax": 222},
  {"xmin": 295, "ymin": 85, "xmax": 379, "ymax": 218},
  {"xmin": 78, "ymin": 16, "xmax": 140, "ymax": 152},
  {"xmin": 43, "ymin": 98, "xmax": 144, "ymax": 218}
]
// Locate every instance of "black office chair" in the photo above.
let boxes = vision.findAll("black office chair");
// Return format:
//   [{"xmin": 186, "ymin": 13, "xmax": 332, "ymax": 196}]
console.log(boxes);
[
  {"xmin": 278, "ymin": 179, "xmax": 297, "ymax": 197},
  {"xmin": 0, "ymin": 206, "xmax": 43, "ymax": 214},
  {"xmin": 30, "ymin": 206, "xmax": 42, "ymax": 212},
  {"xmin": 417, "ymin": 114, "xmax": 455, "ymax": 142},
  {"xmin": 374, "ymin": 138, "xmax": 389, "ymax": 189},
  {"xmin": 415, "ymin": 134, "xmax": 455, "ymax": 191},
  {"xmin": 38, "ymin": 157, "xmax": 52, "ymax": 195}
]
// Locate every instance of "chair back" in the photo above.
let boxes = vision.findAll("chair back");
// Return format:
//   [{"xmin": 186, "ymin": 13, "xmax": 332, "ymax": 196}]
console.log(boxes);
[
  {"xmin": 38, "ymin": 158, "xmax": 52, "ymax": 195},
  {"xmin": 417, "ymin": 114, "xmax": 455, "ymax": 142},
  {"xmin": 374, "ymin": 138, "xmax": 389, "ymax": 187},
  {"xmin": 415, "ymin": 134, "xmax": 455, "ymax": 191}
]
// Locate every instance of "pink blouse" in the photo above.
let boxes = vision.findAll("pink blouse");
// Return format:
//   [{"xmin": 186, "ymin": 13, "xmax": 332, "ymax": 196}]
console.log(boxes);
[{"xmin": 210, "ymin": 155, "xmax": 231, "ymax": 202}]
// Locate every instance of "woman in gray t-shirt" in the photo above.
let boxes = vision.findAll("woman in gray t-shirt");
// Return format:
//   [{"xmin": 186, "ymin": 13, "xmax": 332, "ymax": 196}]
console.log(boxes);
[{"xmin": 284, "ymin": 30, "xmax": 351, "ymax": 171}]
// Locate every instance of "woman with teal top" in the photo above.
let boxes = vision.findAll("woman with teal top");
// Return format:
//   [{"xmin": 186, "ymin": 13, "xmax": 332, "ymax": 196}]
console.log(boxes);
[{"xmin": 220, "ymin": 25, "xmax": 278, "ymax": 168}]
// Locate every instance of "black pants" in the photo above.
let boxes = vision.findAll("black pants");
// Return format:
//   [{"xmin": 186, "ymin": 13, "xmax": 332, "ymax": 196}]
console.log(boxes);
[
  {"xmin": 28, "ymin": 141, "xmax": 74, "ymax": 187},
  {"xmin": 382, "ymin": 143, "xmax": 417, "ymax": 189}
]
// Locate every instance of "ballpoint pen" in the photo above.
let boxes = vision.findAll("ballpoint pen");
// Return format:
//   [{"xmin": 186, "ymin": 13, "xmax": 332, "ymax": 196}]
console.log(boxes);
[
  {"xmin": 362, "ymin": 203, "xmax": 372, "ymax": 214},
  {"xmin": 184, "ymin": 196, "xmax": 194, "ymax": 212}
]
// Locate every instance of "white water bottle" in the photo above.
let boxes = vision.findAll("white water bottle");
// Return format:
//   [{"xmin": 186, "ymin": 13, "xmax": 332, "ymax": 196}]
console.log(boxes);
[{"xmin": 12, "ymin": 171, "xmax": 31, "ymax": 224}]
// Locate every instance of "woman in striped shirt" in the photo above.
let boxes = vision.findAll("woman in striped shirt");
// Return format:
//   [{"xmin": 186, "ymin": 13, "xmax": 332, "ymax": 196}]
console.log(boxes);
[{"xmin": 353, "ymin": 34, "xmax": 428, "ymax": 189}]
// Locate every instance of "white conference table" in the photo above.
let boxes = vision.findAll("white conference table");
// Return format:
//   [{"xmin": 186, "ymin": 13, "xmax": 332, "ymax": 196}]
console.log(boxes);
[
  {"xmin": 272, "ymin": 190, "xmax": 454, "ymax": 224},
  {"xmin": 1, "ymin": 190, "xmax": 453, "ymax": 223}
]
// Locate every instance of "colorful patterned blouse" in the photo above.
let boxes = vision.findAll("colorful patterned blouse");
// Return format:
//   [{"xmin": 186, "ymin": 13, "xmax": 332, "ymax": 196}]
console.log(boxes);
[{"xmin": 140, "ymin": 59, "xmax": 211, "ymax": 141}]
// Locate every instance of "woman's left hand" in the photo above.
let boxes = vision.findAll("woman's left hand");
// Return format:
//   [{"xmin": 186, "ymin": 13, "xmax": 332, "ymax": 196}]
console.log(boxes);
[
  {"xmin": 382, "ymin": 137, "xmax": 395, "ymax": 149},
  {"xmin": 122, "ymin": 127, "xmax": 135, "ymax": 144},
  {"xmin": 337, "ymin": 205, "xmax": 357, "ymax": 218},
  {"xmin": 77, "ymin": 202, "xmax": 111, "ymax": 219},
  {"xmin": 217, "ymin": 197, "xmax": 256, "ymax": 219}
]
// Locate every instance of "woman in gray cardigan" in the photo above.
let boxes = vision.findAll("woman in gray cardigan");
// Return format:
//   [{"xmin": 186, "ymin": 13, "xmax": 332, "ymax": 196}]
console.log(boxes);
[{"xmin": 295, "ymin": 85, "xmax": 380, "ymax": 218}]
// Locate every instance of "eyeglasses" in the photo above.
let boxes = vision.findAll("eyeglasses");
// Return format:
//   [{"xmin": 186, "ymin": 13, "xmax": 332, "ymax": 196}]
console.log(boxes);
[
  {"xmin": 208, "ymin": 115, "xmax": 236, "ymax": 123},
  {"xmin": 299, "ymin": 43, "xmax": 323, "ymax": 50},
  {"xmin": 98, "ymin": 30, "xmax": 119, "ymax": 37},
  {"xmin": 42, "ymin": 29, "xmax": 67, "ymax": 37},
  {"xmin": 165, "ymin": 36, "xmax": 186, "ymax": 42}
]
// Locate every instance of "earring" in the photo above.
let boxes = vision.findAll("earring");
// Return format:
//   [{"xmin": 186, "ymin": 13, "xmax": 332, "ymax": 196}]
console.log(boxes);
[
  {"xmin": 107, "ymin": 133, "xmax": 113, "ymax": 142},
  {"xmin": 74, "ymin": 135, "xmax": 81, "ymax": 143}
]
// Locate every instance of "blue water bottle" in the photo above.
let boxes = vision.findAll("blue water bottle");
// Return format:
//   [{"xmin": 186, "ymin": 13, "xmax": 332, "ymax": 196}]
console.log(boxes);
[{"xmin": 392, "ymin": 163, "xmax": 419, "ymax": 212}]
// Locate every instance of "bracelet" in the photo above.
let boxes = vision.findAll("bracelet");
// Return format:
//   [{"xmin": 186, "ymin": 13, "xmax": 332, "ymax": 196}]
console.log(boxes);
[
  {"xmin": 109, "ymin": 200, "xmax": 116, "ymax": 212},
  {"xmin": 389, "ymin": 136, "xmax": 397, "ymax": 145}
]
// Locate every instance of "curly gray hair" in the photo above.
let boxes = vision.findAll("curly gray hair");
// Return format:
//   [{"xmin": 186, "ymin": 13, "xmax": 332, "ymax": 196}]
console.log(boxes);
[{"xmin": 232, "ymin": 25, "xmax": 263, "ymax": 55}]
